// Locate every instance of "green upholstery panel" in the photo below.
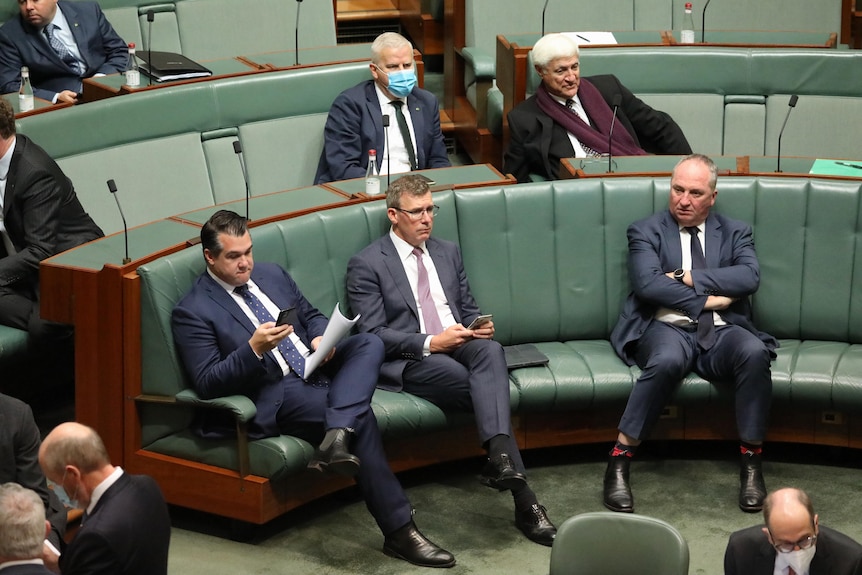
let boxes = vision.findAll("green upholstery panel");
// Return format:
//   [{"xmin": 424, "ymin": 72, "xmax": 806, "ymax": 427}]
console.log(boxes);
[
  {"xmin": 0, "ymin": 326, "xmax": 28, "ymax": 368},
  {"xmin": 201, "ymin": 134, "xmax": 245, "ymax": 204},
  {"xmin": 137, "ymin": 176, "xmax": 862, "ymax": 480},
  {"xmin": 637, "ymin": 93, "xmax": 725, "ymax": 156},
  {"xmin": 764, "ymin": 95, "xmax": 862, "ymax": 159},
  {"xmin": 723, "ymin": 101, "xmax": 766, "ymax": 156},
  {"xmin": 57, "ymin": 133, "xmax": 215, "ymax": 234},
  {"xmin": 137, "ymin": 6, "xmax": 183, "ymax": 53},
  {"xmin": 670, "ymin": 0, "xmax": 842, "ymax": 34},
  {"xmin": 175, "ymin": 0, "xmax": 335, "ymax": 61},
  {"xmin": 102, "ymin": 6, "xmax": 143, "ymax": 47}
]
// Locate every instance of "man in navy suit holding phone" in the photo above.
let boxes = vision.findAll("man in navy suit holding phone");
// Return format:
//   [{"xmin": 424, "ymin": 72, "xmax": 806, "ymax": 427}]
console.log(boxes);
[
  {"xmin": 347, "ymin": 175, "xmax": 557, "ymax": 547},
  {"xmin": 172, "ymin": 210, "xmax": 455, "ymax": 568}
]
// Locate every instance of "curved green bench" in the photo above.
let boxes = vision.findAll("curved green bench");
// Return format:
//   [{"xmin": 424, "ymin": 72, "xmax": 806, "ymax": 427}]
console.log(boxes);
[{"xmin": 131, "ymin": 174, "xmax": 862, "ymax": 523}]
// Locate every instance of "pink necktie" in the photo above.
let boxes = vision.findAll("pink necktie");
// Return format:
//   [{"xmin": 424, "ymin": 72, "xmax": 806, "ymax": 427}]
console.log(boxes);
[{"xmin": 413, "ymin": 247, "xmax": 444, "ymax": 335}]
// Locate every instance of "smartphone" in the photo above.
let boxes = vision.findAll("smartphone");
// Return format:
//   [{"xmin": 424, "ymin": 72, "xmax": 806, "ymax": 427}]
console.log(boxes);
[
  {"xmin": 466, "ymin": 314, "xmax": 493, "ymax": 330},
  {"xmin": 275, "ymin": 307, "xmax": 298, "ymax": 327}
]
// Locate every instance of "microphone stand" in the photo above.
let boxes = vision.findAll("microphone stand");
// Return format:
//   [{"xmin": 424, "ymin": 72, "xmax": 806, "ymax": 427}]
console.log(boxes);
[
  {"xmin": 295, "ymin": 0, "xmax": 303, "ymax": 66},
  {"xmin": 382, "ymin": 114, "xmax": 391, "ymax": 189},
  {"xmin": 607, "ymin": 94, "xmax": 621, "ymax": 173},
  {"xmin": 146, "ymin": 10, "xmax": 154, "ymax": 86},
  {"xmin": 776, "ymin": 95, "xmax": 799, "ymax": 173},
  {"xmin": 701, "ymin": 0, "xmax": 712, "ymax": 43},
  {"xmin": 106, "ymin": 180, "xmax": 131, "ymax": 264},
  {"xmin": 541, "ymin": 0, "xmax": 550, "ymax": 36},
  {"xmin": 233, "ymin": 141, "xmax": 251, "ymax": 220}
]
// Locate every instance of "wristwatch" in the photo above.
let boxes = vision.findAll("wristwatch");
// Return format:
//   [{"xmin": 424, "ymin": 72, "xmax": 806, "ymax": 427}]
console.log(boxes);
[{"xmin": 673, "ymin": 268, "xmax": 686, "ymax": 282}]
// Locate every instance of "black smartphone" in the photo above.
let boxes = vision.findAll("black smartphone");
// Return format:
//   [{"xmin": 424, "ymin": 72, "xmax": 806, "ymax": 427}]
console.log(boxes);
[{"xmin": 275, "ymin": 307, "xmax": 298, "ymax": 327}]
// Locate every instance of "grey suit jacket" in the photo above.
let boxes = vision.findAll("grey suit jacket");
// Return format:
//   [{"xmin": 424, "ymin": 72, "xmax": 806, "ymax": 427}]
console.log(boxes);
[
  {"xmin": 0, "ymin": 134, "xmax": 103, "ymax": 291},
  {"xmin": 725, "ymin": 524, "xmax": 862, "ymax": 575},
  {"xmin": 0, "ymin": 393, "xmax": 66, "ymax": 549},
  {"xmin": 347, "ymin": 233, "xmax": 481, "ymax": 388},
  {"xmin": 0, "ymin": 1, "xmax": 127, "ymax": 100},
  {"xmin": 609, "ymin": 209, "xmax": 777, "ymax": 365}
]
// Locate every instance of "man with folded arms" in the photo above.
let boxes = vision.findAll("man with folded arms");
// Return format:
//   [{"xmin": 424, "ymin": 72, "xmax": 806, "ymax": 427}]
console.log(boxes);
[
  {"xmin": 172, "ymin": 210, "xmax": 454, "ymax": 568},
  {"xmin": 605, "ymin": 154, "xmax": 776, "ymax": 515},
  {"xmin": 347, "ymin": 175, "xmax": 556, "ymax": 547}
]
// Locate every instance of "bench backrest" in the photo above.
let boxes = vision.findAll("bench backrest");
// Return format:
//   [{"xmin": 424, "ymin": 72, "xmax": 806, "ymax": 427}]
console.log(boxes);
[
  {"xmin": 16, "ymin": 62, "xmax": 370, "ymax": 235},
  {"xmin": 137, "ymin": 176, "xmax": 862, "ymax": 444}
]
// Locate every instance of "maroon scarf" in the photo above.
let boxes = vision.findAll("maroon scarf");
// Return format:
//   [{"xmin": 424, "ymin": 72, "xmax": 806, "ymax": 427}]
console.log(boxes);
[{"xmin": 536, "ymin": 81, "xmax": 646, "ymax": 156}]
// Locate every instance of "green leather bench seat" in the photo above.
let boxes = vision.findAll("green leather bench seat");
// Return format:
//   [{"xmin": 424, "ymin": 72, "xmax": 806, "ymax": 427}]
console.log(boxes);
[
  {"xmin": 504, "ymin": 47, "xmax": 862, "ymax": 160},
  {"xmin": 16, "ymin": 62, "xmax": 370, "ymax": 235},
  {"xmin": 135, "ymin": 175, "xmax": 862, "ymax": 483},
  {"xmin": 0, "ymin": 326, "xmax": 28, "ymax": 369}
]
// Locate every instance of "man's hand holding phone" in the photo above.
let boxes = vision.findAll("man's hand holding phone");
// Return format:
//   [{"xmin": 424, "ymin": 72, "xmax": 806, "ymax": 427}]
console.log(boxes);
[{"xmin": 466, "ymin": 314, "xmax": 494, "ymax": 339}]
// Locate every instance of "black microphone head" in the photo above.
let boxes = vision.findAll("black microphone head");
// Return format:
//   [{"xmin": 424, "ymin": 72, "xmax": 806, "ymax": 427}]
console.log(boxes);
[
  {"xmin": 789, "ymin": 95, "xmax": 799, "ymax": 107},
  {"xmin": 233, "ymin": 141, "xmax": 243, "ymax": 154},
  {"xmin": 107, "ymin": 179, "xmax": 118, "ymax": 194},
  {"xmin": 146, "ymin": 9, "xmax": 154, "ymax": 22},
  {"xmin": 382, "ymin": 114, "xmax": 390, "ymax": 127},
  {"xmin": 612, "ymin": 94, "xmax": 622, "ymax": 107}
]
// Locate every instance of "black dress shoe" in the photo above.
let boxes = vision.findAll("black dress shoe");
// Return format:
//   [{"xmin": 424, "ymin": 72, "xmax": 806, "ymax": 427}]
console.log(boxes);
[
  {"xmin": 383, "ymin": 520, "xmax": 456, "ymax": 568},
  {"xmin": 515, "ymin": 503, "xmax": 557, "ymax": 546},
  {"xmin": 479, "ymin": 453, "xmax": 527, "ymax": 491},
  {"xmin": 739, "ymin": 452, "xmax": 766, "ymax": 512},
  {"xmin": 603, "ymin": 455, "xmax": 634, "ymax": 513},
  {"xmin": 307, "ymin": 428, "xmax": 360, "ymax": 477}
]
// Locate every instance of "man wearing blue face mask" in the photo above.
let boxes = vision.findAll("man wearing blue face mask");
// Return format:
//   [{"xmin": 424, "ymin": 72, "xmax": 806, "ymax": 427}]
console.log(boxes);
[
  {"xmin": 314, "ymin": 32, "xmax": 450, "ymax": 184},
  {"xmin": 725, "ymin": 487, "xmax": 862, "ymax": 575}
]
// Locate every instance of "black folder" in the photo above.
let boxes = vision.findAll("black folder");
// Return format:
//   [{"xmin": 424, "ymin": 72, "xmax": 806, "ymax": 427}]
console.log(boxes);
[
  {"xmin": 137, "ymin": 51, "xmax": 212, "ymax": 82},
  {"xmin": 504, "ymin": 344, "xmax": 550, "ymax": 370}
]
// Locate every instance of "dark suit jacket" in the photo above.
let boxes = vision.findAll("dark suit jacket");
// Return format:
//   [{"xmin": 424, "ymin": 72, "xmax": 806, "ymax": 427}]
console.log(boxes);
[
  {"xmin": 0, "ymin": 135, "xmax": 103, "ymax": 291},
  {"xmin": 346, "ymin": 234, "xmax": 482, "ymax": 389},
  {"xmin": 0, "ymin": 1, "xmax": 127, "ymax": 101},
  {"xmin": 172, "ymin": 263, "xmax": 330, "ymax": 439},
  {"xmin": 59, "ymin": 473, "xmax": 170, "ymax": 575},
  {"xmin": 314, "ymin": 79, "xmax": 450, "ymax": 184},
  {"xmin": 0, "ymin": 393, "xmax": 66, "ymax": 550},
  {"xmin": 504, "ymin": 74, "xmax": 692, "ymax": 183},
  {"xmin": 725, "ymin": 524, "xmax": 862, "ymax": 575},
  {"xmin": 609, "ymin": 210, "xmax": 777, "ymax": 366}
]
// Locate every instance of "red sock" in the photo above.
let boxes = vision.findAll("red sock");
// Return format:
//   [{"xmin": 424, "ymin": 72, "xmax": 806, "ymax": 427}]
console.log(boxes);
[{"xmin": 740, "ymin": 443, "xmax": 762, "ymax": 456}]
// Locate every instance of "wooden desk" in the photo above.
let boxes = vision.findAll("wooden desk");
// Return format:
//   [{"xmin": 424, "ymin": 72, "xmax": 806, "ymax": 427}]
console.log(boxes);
[
  {"xmin": 321, "ymin": 163, "xmax": 516, "ymax": 198},
  {"xmin": 559, "ymin": 155, "xmax": 862, "ymax": 180},
  {"xmin": 4, "ymin": 92, "xmax": 70, "ymax": 118},
  {"xmin": 662, "ymin": 30, "xmax": 838, "ymax": 48},
  {"xmin": 81, "ymin": 58, "xmax": 262, "ymax": 103}
]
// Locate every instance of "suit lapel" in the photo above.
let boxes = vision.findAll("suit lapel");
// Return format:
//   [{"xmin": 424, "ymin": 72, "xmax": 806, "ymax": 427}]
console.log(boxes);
[
  {"xmin": 60, "ymin": 2, "xmax": 89, "ymax": 71},
  {"xmin": 364, "ymin": 81, "xmax": 384, "ymax": 168},
  {"xmin": 704, "ymin": 214, "xmax": 722, "ymax": 268},
  {"xmin": 406, "ymin": 93, "xmax": 424, "ymax": 167},
  {"xmin": 660, "ymin": 211, "xmax": 684, "ymax": 269},
  {"xmin": 380, "ymin": 235, "xmax": 421, "ymax": 323},
  {"xmin": 201, "ymin": 274, "xmax": 257, "ymax": 336},
  {"xmin": 426, "ymin": 238, "xmax": 461, "ymax": 323},
  {"xmin": 3, "ymin": 139, "xmax": 23, "ymax": 219}
]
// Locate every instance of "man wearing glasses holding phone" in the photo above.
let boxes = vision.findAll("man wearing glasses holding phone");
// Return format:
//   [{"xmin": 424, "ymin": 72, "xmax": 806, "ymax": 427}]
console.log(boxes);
[
  {"xmin": 347, "ymin": 175, "xmax": 556, "ymax": 547},
  {"xmin": 725, "ymin": 487, "xmax": 862, "ymax": 575}
]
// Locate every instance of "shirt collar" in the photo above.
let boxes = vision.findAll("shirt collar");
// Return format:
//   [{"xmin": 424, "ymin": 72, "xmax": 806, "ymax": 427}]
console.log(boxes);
[
  {"xmin": 45, "ymin": 4, "xmax": 70, "ymax": 34},
  {"xmin": 87, "ymin": 466, "xmax": 124, "ymax": 516},
  {"xmin": 0, "ymin": 137, "xmax": 16, "ymax": 182},
  {"xmin": 375, "ymin": 82, "xmax": 406, "ymax": 108},
  {"xmin": 389, "ymin": 228, "xmax": 425, "ymax": 262}
]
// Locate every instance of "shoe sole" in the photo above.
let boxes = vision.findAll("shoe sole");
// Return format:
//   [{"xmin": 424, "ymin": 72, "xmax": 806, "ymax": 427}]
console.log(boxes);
[
  {"xmin": 739, "ymin": 503, "xmax": 763, "ymax": 513},
  {"xmin": 307, "ymin": 458, "xmax": 360, "ymax": 477},
  {"xmin": 479, "ymin": 475, "xmax": 527, "ymax": 491},
  {"xmin": 382, "ymin": 546, "xmax": 456, "ymax": 568},
  {"xmin": 603, "ymin": 500, "xmax": 634, "ymax": 513}
]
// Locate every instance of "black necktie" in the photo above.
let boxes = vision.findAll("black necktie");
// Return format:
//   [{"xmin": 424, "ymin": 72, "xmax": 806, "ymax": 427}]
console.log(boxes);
[
  {"xmin": 234, "ymin": 284, "xmax": 329, "ymax": 387},
  {"xmin": 686, "ymin": 227, "xmax": 716, "ymax": 350},
  {"xmin": 390, "ymin": 100, "xmax": 417, "ymax": 170}
]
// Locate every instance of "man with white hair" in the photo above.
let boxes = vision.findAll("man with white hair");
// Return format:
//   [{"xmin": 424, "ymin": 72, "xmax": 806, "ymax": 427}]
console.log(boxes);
[
  {"xmin": 0, "ymin": 483, "xmax": 54, "ymax": 574},
  {"xmin": 504, "ymin": 32, "xmax": 691, "ymax": 182}
]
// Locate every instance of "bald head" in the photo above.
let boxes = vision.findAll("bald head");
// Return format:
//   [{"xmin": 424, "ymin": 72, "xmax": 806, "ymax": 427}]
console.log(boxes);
[
  {"xmin": 762, "ymin": 488, "xmax": 818, "ymax": 550},
  {"xmin": 39, "ymin": 422, "xmax": 111, "ymax": 478}
]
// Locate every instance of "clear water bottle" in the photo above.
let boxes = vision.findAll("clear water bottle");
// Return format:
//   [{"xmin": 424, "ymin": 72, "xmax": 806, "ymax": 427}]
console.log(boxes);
[
  {"xmin": 365, "ymin": 149, "xmax": 381, "ymax": 195},
  {"xmin": 681, "ymin": 3, "xmax": 695, "ymax": 44},
  {"xmin": 18, "ymin": 66, "xmax": 34, "ymax": 112},
  {"xmin": 125, "ymin": 42, "xmax": 140, "ymax": 87}
]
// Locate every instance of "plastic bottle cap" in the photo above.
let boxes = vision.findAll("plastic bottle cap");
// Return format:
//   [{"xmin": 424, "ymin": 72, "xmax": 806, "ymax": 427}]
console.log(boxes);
[
  {"xmin": 128, "ymin": 42, "xmax": 135, "ymax": 48},
  {"xmin": 369, "ymin": 149, "xmax": 377, "ymax": 155},
  {"xmin": 685, "ymin": 2, "xmax": 692, "ymax": 7}
]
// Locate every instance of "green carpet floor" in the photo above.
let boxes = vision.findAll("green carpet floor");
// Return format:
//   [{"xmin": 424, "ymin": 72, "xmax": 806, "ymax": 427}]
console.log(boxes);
[{"xmin": 164, "ymin": 441, "xmax": 862, "ymax": 574}]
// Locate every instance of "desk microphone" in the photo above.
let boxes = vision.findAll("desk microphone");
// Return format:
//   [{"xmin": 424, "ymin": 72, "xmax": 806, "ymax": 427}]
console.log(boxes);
[
  {"xmin": 106, "ymin": 180, "xmax": 131, "ymax": 265},
  {"xmin": 294, "ymin": 0, "xmax": 303, "ymax": 66},
  {"xmin": 700, "ymin": 0, "xmax": 712, "ymax": 43},
  {"xmin": 541, "ymin": 0, "xmax": 550, "ymax": 36},
  {"xmin": 382, "ymin": 114, "xmax": 391, "ymax": 189},
  {"xmin": 146, "ymin": 10, "xmax": 154, "ymax": 86},
  {"xmin": 607, "ymin": 93, "xmax": 621, "ymax": 173},
  {"xmin": 233, "ymin": 141, "xmax": 251, "ymax": 220},
  {"xmin": 776, "ymin": 94, "xmax": 799, "ymax": 173}
]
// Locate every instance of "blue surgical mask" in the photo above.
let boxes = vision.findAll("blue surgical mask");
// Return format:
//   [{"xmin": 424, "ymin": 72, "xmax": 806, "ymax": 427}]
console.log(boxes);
[{"xmin": 379, "ymin": 67, "xmax": 416, "ymax": 98}]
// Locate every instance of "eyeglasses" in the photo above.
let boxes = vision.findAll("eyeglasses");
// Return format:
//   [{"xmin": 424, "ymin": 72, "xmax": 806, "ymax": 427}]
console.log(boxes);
[
  {"xmin": 392, "ymin": 205, "xmax": 440, "ymax": 220},
  {"xmin": 769, "ymin": 532, "xmax": 817, "ymax": 553}
]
